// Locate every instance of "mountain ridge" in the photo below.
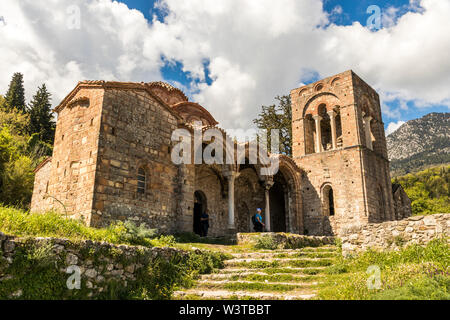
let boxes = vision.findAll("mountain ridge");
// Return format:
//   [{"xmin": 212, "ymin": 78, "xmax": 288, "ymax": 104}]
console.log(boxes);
[{"xmin": 387, "ymin": 112, "xmax": 450, "ymax": 176}]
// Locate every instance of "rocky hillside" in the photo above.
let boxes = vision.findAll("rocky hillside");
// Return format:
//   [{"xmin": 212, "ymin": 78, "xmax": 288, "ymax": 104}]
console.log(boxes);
[{"xmin": 387, "ymin": 112, "xmax": 450, "ymax": 176}]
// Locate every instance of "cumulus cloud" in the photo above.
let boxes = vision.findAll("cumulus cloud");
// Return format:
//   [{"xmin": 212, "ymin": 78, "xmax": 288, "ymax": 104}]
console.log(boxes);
[
  {"xmin": 386, "ymin": 121, "xmax": 406, "ymax": 136},
  {"xmin": 0, "ymin": 0, "xmax": 449, "ymax": 130}
]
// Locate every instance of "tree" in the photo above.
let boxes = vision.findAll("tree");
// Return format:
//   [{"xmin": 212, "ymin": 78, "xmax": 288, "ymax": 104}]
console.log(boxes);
[
  {"xmin": 28, "ymin": 84, "xmax": 55, "ymax": 143},
  {"xmin": 253, "ymin": 95, "xmax": 292, "ymax": 156},
  {"xmin": 0, "ymin": 95, "xmax": 6, "ymax": 110},
  {"xmin": 5, "ymin": 73, "xmax": 27, "ymax": 113}
]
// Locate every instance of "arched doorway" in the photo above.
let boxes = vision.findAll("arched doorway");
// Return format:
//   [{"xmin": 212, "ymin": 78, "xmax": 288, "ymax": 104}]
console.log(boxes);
[
  {"xmin": 270, "ymin": 172, "xmax": 288, "ymax": 232},
  {"xmin": 193, "ymin": 191, "xmax": 207, "ymax": 236}
]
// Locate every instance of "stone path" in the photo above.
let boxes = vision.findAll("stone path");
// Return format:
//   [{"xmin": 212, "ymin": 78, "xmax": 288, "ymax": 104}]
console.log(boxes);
[{"xmin": 174, "ymin": 245, "xmax": 337, "ymax": 300}]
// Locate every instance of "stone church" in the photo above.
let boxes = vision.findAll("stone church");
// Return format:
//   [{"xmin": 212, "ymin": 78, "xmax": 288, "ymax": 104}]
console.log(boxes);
[{"xmin": 31, "ymin": 70, "xmax": 411, "ymax": 237}]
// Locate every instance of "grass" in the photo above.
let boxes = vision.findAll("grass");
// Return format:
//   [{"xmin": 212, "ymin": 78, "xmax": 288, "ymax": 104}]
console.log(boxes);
[
  {"xmin": 201, "ymin": 281, "xmax": 309, "ymax": 292},
  {"xmin": 317, "ymin": 239, "xmax": 450, "ymax": 300},
  {"xmin": 230, "ymin": 258, "xmax": 333, "ymax": 269},
  {"xmin": 228, "ymin": 273, "xmax": 319, "ymax": 282}
]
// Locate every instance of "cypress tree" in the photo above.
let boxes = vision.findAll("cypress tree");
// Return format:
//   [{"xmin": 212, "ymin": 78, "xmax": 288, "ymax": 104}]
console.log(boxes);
[
  {"xmin": 28, "ymin": 84, "xmax": 55, "ymax": 143},
  {"xmin": 5, "ymin": 73, "xmax": 27, "ymax": 113}
]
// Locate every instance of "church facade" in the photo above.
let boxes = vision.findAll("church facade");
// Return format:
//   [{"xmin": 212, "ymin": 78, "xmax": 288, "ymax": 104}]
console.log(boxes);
[{"xmin": 31, "ymin": 70, "xmax": 411, "ymax": 236}]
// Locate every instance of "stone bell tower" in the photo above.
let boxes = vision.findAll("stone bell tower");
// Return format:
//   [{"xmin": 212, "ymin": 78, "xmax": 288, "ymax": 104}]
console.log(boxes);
[{"xmin": 290, "ymin": 70, "xmax": 395, "ymax": 235}]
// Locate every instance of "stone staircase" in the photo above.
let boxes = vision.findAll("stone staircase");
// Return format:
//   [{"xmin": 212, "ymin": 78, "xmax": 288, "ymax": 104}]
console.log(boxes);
[{"xmin": 174, "ymin": 245, "xmax": 338, "ymax": 300}]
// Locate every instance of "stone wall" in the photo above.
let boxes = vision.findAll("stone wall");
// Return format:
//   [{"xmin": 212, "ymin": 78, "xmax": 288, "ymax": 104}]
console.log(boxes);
[
  {"xmin": 91, "ymin": 88, "xmax": 180, "ymax": 232},
  {"xmin": 340, "ymin": 214, "xmax": 450, "ymax": 255},
  {"xmin": 291, "ymin": 70, "xmax": 399, "ymax": 236},
  {"xmin": 0, "ymin": 232, "xmax": 187, "ymax": 299},
  {"xmin": 237, "ymin": 232, "xmax": 335, "ymax": 249}
]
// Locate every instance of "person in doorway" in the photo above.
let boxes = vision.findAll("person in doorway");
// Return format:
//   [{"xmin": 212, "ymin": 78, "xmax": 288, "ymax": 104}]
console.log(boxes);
[
  {"xmin": 200, "ymin": 210, "xmax": 210, "ymax": 237},
  {"xmin": 252, "ymin": 208, "xmax": 265, "ymax": 232}
]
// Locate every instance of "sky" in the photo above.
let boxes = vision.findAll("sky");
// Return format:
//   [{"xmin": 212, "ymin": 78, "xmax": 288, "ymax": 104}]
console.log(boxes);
[{"xmin": 0, "ymin": 0, "xmax": 449, "ymax": 136}]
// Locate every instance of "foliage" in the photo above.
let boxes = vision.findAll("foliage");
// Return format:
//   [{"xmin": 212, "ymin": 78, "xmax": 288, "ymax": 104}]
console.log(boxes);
[
  {"xmin": 253, "ymin": 95, "xmax": 292, "ymax": 156},
  {"xmin": 119, "ymin": 220, "xmax": 159, "ymax": 246},
  {"xmin": 0, "ymin": 107, "xmax": 30, "ymax": 137},
  {"xmin": 253, "ymin": 234, "xmax": 279, "ymax": 250},
  {"xmin": 4, "ymin": 73, "xmax": 27, "ymax": 113},
  {"xmin": 318, "ymin": 239, "xmax": 450, "ymax": 300},
  {"xmin": 0, "ymin": 73, "xmax": 56, "ymax": 208},
  {"xmin": 393, "ymin": 165, "xmax": 450, "ymax": 215},
  {"xmin": 28, "ymin": 84, "xmax": 55, "ymax": 143},
  {"xmin": 0, "ymin": 206, "xmax": 229, "ymax": 300},
  {"xmin": 0, "ymin": 156, "xmax": 35, "ymax": 206}
]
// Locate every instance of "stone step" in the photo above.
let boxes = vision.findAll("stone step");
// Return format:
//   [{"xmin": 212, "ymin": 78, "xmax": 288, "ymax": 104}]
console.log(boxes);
[
  {"xmin": 201, "ymin": 272, "xmax": 323, "ymax": 281},
  {"xmin": 231, "ymin": 251, "xmax": 336, "ymax": 259},
  {"xmin": 195, "ymin": 280, "xmax": 316, "ymax": 292},
  {"xmin": 219, "ymin": 266, "xmax": 327, "ymax": 274},
  {"xmin": 197, "ymin": 280, "xmax": 319, "ymax": 287},
  {"xmin": 256, "ymin": 246, "xmax": 337, "ymax": 253},
  {"xmin": 224, "ymin": 258, "xmax": 334, "ymax": 268},
  {"xmin": 173, "ymin": 289, "xmax": 317, "ymax": 301}
]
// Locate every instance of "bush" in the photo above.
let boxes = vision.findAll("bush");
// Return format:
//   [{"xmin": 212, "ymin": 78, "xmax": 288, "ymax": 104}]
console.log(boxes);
[{"xmin": 253, "ymin": 235, "xmax": 279, "ymax": 250}]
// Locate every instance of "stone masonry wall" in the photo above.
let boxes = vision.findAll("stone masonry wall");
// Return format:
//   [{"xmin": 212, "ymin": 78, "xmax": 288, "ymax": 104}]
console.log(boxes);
[
  {"xmin": 91, "ymin": 89, "xmax": 180, "ymax": 232},
  {"xmin": 340, "ymin": 214, "xmax": 450, "ymax": 255},
  {"xmin": 0, "ymin": 232, "xmax": 187, "ymax": 299}
]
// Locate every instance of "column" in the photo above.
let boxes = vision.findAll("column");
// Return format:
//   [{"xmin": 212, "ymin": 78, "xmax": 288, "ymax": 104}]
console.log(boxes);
[
  {"xmin": 224, "ymin": 171, "xmax": 237, "ymax": 230},
  {"xmin": 363, "ymin": 115, "xmax": 373, "ymax": 150},
  {"xmin": 328, "ymin": 111, "xmax": 337, "ymax": 150},
  {"xmin": 264, "ymin": 180, "xmax": 274, "ymax": 232},
  {"xmin": 313, "ymin": 115, "xmax": 322, "ymax": 153}
]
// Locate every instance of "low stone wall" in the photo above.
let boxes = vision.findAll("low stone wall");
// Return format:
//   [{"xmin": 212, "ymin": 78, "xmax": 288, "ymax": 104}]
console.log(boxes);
[
  {"xmin": 237, "ymin": 233, "xmax": 335, "ymax": 249},
  {"xmin": 0, "ymin": 232, "xmax": 188, "ymax": 299},
  {"xmin": 340, "ymin": 214, "xmax": 450, "ymax": 255}
]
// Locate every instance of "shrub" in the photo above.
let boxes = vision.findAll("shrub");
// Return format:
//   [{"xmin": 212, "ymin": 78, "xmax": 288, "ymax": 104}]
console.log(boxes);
[{"xmin": 253, "ymin": 235, "xmax": 279, "ymax": 250}]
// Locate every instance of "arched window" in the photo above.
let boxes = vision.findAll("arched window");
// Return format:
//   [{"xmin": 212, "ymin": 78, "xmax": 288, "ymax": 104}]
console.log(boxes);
[
  {"xmin": 137, "ymin": 167, "xmax": 147, "ymax": 194},
  {"xmin": 322, "ymin": 184, "xmax": 335, "ymax": 216}
]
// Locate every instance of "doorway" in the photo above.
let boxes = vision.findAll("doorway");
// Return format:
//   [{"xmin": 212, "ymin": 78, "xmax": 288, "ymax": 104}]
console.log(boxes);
[{"xmin": 194, "ymin": 191, "xmax": 207, "ymax": 236}]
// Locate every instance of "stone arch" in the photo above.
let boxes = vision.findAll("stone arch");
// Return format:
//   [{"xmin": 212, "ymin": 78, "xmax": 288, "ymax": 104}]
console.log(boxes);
[
  {"xmin": 276, "ymin": 156, "xmax": 303, "ymax": 233},
  {"xmin": 302, "ymin": 92, "xmax": 340, "ymax": 118}
]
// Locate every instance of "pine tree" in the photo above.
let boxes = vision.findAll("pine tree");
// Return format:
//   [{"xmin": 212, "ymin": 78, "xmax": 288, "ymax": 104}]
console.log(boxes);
[
  {"xmin": 5, "ymin": 73, "xmax": 27, "ymax": 113},
  {"xmin": 28, "ymin": 84, "xmax": 55, "ymax": 143}
]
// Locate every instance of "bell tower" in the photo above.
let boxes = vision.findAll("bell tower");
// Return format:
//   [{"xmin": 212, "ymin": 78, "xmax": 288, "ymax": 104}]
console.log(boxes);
[{"xmin": 290, "ymin": 70, "xmax": 394, "ymax": 235}]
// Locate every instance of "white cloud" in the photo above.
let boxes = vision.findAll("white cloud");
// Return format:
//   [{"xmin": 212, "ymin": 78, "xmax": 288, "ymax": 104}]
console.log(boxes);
[
  {"xmin": 0, "ymin": 0, "xmax": 449, "ymax": 130},
  {"xmin": 386, "ymin": 121, "xmax": 406, "ymax": 135}
]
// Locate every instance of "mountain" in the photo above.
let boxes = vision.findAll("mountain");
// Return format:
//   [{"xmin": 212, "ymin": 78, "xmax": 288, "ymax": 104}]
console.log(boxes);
[{"xmin": 387, "ymin": 112, "xmax": 450, "ymax": 176}]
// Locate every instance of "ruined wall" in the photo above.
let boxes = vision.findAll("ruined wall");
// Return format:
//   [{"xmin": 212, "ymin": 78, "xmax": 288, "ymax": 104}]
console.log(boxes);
[
  {"xmin": 0, "ymin": 232, "xmax": 189, "ymax": 299},
  {"xmin": 340, "ymin": 214, "xmax": 450, "ymax": 255},
  {"xmin": 299, "ymin": 147, "xmax": 368, "ymax": 236},
  {"xmin": 31, "ymin": 88, "xmax": 104, "ymax": 223},
  {"xmin": 393, "ymin": 185, "xmax": 412, "ymax": 220},
  {"xmin": 30, "ymin": 158, "xmax": 52, "ymax": 213},
  {"xmin": 91, "ymin": 89, "xmax": 180, "ymax": 232}
]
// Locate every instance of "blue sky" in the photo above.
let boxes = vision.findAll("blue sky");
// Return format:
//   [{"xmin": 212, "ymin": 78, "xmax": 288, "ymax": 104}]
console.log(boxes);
[
  {"xmin": 117, "ymin": 0, "xmax": 447, "ymax": 133},
  {"xmin": 1, "ymin": 0, "xmax": 448, "ymax": 133}
]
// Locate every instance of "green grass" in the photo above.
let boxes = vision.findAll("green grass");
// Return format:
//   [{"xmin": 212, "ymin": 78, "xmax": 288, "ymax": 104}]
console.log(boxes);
[
  {"xmin": 230, "ymin": 258, "xmax": 333, "ymax": 269},
  {"xmin": 228, "ymin": 273, "xmax": 318, "ymax": 283},
  {"xmin": 201, "ymin": 281, "xmax": 309, "ymax": 292},
  {"xmin": 317, "ymin": 239, "xmax": 450, "ymax": 300}
]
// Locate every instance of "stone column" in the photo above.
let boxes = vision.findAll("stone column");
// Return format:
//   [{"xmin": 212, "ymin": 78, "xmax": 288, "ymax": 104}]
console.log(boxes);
[
  {"xmin": 363, "ymin": 115, "xmax": 373, "ymax": 150},
  {"xmin": 264, "ymin": 180, "xmax": 274, "ymax": 232},
  {"xmin": 224, "ymin": 171, "xmax": 238, "ymax": 230},
  {"xmin": 328, "ymin": 110, "xmax": 337, "ymax": 150},
  {"xmin": 313, "ymin": 115, "xmax": 322, "ymax": 153}
]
